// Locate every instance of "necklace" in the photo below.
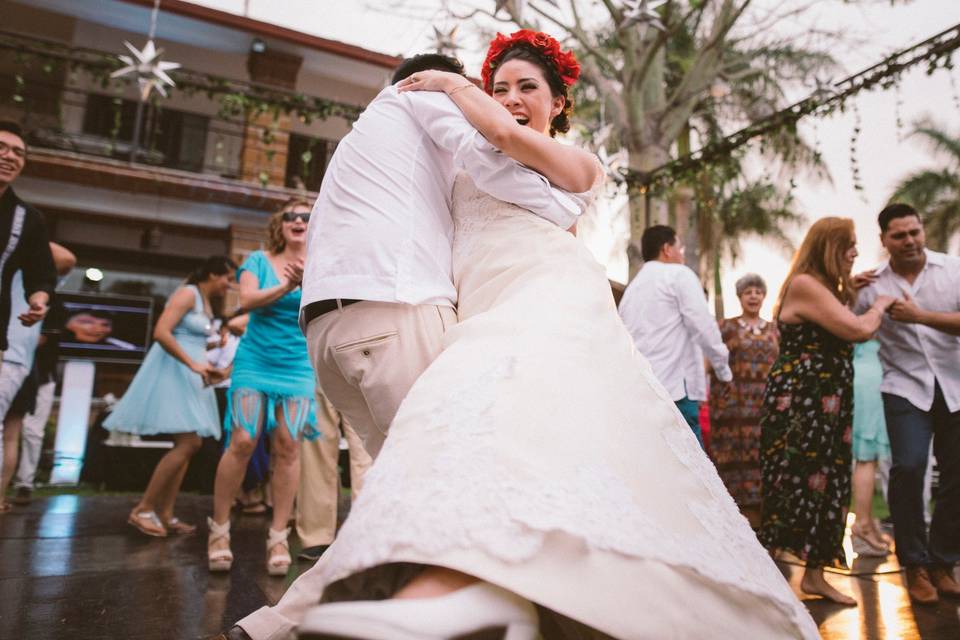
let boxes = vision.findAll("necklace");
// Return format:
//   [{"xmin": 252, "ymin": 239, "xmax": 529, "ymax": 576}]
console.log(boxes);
[{"xmin": 737, "ymin": 317, "xmax": 766, "ymax": 336}]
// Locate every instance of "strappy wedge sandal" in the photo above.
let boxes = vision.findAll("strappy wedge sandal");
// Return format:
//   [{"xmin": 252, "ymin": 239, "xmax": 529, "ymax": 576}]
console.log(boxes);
[
  {"xmin": 266, "ymin": 526, "xmax": 291, "ymax": 577},
  {"xmin": 207, "ymin": 517, "xmax": 234, "ymax": 572},
  {"xmin": 128, "ymin": 510, "xmax": 168, "ymax": 537}
]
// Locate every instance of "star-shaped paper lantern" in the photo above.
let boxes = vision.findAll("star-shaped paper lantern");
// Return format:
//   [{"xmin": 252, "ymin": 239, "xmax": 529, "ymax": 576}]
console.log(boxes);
[
  {"xmin": 494, "ymin": 0, "xmax": 525, "ymax": 16},
  {"xmin": 621, "ymin": 0, "xmax": 668, "ymax": 35},
  {"xmin": 431, "ymin": 25, "xmax": 460, "ymax": 57},
  {"xmin": 493, "ymin": 0, "xmax": 558, "ymax": 17},
  {"xmin": 812, "ymin": 76, "xmax": 840, "ymax": 102},
  {"xmin": 110, "ymin": 40, "xmax": 180, "ymax": 101}
]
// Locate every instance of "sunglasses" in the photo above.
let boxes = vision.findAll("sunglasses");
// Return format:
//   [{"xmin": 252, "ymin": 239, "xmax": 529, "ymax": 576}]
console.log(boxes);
[{"xmin": 282, "ymin": 211, "xmax": 311, "ymax": 223}]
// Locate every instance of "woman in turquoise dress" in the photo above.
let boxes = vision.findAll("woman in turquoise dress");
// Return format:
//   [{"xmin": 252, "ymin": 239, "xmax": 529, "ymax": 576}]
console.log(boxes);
[
  {"xmin": 105, "ymin": 256, "xmax": 236, "ymax": 537},
  {"xmin": 850, "ymin": 339, "xmax": 891, "ymax": 556},
  {"xmin": 208, "ymin": 199, "xmax": 318, "ymax": 577}
]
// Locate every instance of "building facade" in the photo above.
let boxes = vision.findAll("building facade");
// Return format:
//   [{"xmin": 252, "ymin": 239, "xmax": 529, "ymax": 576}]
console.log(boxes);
[{"xmin": 0, "ymin": 0, "xmax": 399, "ymax": 393}]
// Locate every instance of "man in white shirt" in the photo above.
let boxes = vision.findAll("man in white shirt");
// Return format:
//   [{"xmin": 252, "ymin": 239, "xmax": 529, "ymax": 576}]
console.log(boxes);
[
  {"xmin": 854, "ymin": 203, "xmax": 960, "ymax": 604},
  {"xmin": 618, "ymin": 225, "xmax": 732, "ymax": 448},
  {"xmin": 293, "ymin": 54, "xmax": 581, "ymax": 461},
  {"xmin": 224, "ymin": 54, "xmax": 584, "ymax": 640}
]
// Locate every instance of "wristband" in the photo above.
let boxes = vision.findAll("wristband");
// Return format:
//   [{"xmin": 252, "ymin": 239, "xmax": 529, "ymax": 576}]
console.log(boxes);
[{"xmin": 448, "ymin": 83, "xmax": 477, "ymax": 96}]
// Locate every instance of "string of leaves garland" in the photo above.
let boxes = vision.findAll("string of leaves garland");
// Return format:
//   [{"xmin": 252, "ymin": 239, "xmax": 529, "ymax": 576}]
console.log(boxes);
[
  {"xmin": 0, "ymin": 30, "xmax": 362, "ymax": 128},
  {"xmin": 629, "ymin": 22, "xmax": 960, "ymax": 196}
]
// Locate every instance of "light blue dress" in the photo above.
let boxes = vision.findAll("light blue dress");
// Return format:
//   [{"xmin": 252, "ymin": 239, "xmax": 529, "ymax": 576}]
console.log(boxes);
[
  {"xmin": 104, "ymin": 285, "xmax": 220, "ymax": 438},
  {"xmin": 224, "ymin": 251, "xmax": 317, "ymax": 443},
  {"xmin": 852, "ymin": 339, "xmax": 890, "ymax": 461}
]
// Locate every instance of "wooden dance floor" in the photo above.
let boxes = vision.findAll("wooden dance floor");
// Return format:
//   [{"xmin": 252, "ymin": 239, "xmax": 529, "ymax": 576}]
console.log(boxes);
[{"xmin": 1, "ymin": 494, "xmax": 958, "ymax": 639}]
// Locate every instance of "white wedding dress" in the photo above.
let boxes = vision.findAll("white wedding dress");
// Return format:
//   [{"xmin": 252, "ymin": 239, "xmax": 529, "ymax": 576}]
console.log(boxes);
[{"xmin": 294, "ymin": 173, "xmax": 820, "ymax": 639}]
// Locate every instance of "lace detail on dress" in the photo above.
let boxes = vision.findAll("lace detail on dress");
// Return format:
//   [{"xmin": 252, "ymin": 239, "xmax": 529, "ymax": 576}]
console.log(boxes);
[
  {"xmin": 451, "ymin": 173, "xmax": 527, "ymax": 264},
  {"xmin": 451, "ymin": 158, "xmax": 604, "ymax": 265},
  {"xmin": 661, "ymin": 426, "xmax": 821, "ymax": 638},
  {"xmin": 315, "ymin": 350, "xmax": 817, "ymax": 638}
]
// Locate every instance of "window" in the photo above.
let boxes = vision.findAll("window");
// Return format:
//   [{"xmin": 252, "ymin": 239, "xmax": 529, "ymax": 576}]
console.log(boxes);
[
  {"xmin": 82, "ymin": 95, "xmax": 209, "ymax": 172},
  {"xmin": 285, "ymin": 134, "xmax": 334, "ymax": 192},
  {"xmin": 82, "ymin": 94, "xmax": 138, "ymax": 142}
]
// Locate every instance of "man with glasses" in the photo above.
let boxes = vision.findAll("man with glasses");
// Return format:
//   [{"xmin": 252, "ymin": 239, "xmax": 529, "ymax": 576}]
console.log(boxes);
[{"xmin": 0, "ymin": 121, "xmax": 57, "ymax": 510}]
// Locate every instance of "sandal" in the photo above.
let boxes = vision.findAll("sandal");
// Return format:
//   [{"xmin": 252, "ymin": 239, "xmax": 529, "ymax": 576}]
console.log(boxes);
[
  {"xmin": 851, "ymin": 523, "xmax": 889, "ymax": 557},
  {"xmin": 165, "ymin": 517, "xmax": 197, "ymax": 535},
  {"xmin": 266, "ymin": 526, "xmax": 291, "ymax": 576},
  {"xmin": 128, "ymin": 510, "xmax": 168, "ymax": 537},
  {"xmin": 207, "ymin": 517, "xmax": 234, "ymax": 572}
]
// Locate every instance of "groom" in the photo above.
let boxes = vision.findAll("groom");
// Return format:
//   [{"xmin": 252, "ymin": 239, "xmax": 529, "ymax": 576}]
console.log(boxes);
[{"xmin": 216, "ymin": 53, "xmax": 584, "ymax": 640}]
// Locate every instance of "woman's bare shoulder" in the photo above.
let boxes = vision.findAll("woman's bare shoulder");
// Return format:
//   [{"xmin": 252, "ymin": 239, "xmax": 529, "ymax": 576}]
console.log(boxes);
[
  {"xmin": 168, "ymin": 286, "xmax": 197, "ymax": 306},
  {"xmin": 789, "ymin": 273, "xmax": 828, "ymax": 296}
]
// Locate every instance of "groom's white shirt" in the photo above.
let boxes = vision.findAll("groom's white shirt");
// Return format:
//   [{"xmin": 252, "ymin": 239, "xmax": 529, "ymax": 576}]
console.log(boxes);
[{"xmin": 300, "ymin": 85, "xmax": 583, "ymax": 326}]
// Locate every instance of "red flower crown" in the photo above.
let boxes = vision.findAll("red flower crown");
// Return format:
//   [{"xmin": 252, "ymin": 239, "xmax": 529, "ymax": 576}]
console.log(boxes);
[{"xmin": 481, "ymin": 29, "xmax": 580, "ymax": 94}]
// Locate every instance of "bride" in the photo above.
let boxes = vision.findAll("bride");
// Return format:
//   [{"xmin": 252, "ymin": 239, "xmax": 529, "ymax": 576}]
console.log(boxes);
[{"xmin": 293, "ymin": 30, "xmax": 819, "ymax": 640}]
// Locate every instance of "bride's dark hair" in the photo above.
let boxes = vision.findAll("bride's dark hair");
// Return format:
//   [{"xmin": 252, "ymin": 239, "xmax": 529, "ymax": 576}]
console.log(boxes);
[
  {"xmin": 493, "ymin": 46, "xmax": 573, "ymax": 137},
  {"xmin": 482, "ymin": 31, "xmax": 580, "ymax": 138}
]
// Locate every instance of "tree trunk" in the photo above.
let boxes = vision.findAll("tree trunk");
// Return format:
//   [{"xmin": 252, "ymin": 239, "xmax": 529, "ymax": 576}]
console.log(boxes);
[
  {"xmin": 674, "ymin": 124, "xmax": 698, "ymax": 276},
  {"xmin": 626, "ymin": 143, "xmax": 671, "ymax": 278},
  {"xmin": 713, "ymin": 248, "xmax": 725, "ymax": 319}
]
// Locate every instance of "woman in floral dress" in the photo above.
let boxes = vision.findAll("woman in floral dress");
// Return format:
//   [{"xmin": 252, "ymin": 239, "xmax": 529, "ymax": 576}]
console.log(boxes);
[
  {"xmin": 710, "ymin": 273, "xmax": 779, "ymax": 527},
  {"xmin": 759, "ymin": 217, "xmax": 894, "ymax": 606}
]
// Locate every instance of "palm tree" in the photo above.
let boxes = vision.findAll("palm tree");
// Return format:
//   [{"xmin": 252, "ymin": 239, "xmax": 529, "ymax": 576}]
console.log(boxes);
[
  {"xmin": 890, "ymin": 121, "xmax": 960, "ymax": 251},
  {"xmin": 697, "ymin": 175, "xmax": 803, "ymax": 317}
]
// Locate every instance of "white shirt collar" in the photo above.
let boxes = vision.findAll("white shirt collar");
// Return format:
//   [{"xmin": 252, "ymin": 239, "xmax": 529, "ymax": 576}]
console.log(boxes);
[{"xmin": 873, "ymin": 248, "xmax": 943, "ymax": 275}]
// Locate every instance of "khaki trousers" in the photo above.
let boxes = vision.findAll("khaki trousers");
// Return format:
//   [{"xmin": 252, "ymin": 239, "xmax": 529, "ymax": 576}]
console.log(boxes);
[
  {"xmin": 239, "ymin": 300, "xmax": 456, "ymax": 640},
  {"xmin": 296, "ymin": 393, "xmax": 372, "ymax": 548},
  {"xmin": 304, "ymin": 300, "xmax": 456, "ymax": 458}
]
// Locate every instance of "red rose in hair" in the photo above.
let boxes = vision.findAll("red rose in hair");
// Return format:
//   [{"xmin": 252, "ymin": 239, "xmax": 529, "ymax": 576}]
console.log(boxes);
[{"xmin": 481, "ymin": 29, "xmax": 580, "ymax": 94}]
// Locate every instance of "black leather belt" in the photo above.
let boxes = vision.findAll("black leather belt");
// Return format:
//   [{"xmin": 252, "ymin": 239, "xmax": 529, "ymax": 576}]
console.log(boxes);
[{"xmin": 303, "ymin": 298, "xmax": 362, "ymax": 325}]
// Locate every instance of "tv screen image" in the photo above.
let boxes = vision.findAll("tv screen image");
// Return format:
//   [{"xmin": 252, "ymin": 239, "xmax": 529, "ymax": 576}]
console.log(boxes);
[{"xmin": 58, "ymin": 292, "xmax": 154, "ymax": 363}]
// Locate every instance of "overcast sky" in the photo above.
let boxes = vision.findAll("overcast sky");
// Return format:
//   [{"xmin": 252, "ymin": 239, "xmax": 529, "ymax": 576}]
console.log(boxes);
[{"xmin": 187, "ymin": 0, "xmax": 960, "ymax": 316}]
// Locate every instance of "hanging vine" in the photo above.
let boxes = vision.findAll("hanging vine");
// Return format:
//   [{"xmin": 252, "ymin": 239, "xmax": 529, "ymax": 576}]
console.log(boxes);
[
  {"xmin": 0, "ymin": 31, "xmax": 363, "ymax": 126},
  {"xmin": 849, "ymin": 101, "xmax": 864, "ymax": 193},
  {"xmin": 631, "ymin": 23, "xmax": 960, "ymax": 195}
]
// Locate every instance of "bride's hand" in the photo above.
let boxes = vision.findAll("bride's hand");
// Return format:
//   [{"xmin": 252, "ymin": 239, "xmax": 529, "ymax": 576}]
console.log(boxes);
[{"xmin": 397, "ymin": 70, "xmax": 466, "ymax": 94}]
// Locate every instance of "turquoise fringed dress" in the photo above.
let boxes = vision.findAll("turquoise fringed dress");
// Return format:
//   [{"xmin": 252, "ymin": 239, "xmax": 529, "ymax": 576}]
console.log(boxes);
[
  {"xmin": 225, "ymin": 251, "xmax": 317, "ymax": 443},
  {"xmin": 852, "ymin": 340, "xmax": 890, "ymax": 462},
  {"xmin": 104, "ymin": 285, "xmax": 220, "ymax": 438}
]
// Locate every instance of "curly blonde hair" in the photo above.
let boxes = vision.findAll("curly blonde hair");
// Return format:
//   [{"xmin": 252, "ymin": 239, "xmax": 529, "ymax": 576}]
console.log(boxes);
[{"xmin": 266, "ymin": 198, "xmax": 312, "ymax": 254}]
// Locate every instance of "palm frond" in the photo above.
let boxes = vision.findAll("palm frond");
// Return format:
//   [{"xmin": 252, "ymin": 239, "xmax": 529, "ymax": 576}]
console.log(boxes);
[{"xmin": 910, "ymin": 122, "xmax": 960, "ymax": 166}]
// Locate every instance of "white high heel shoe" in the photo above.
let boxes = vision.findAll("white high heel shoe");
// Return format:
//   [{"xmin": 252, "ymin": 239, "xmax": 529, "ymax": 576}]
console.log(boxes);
[{"xmin": 297, "ymin": 581, "xmax": 538, "ymax": 640}]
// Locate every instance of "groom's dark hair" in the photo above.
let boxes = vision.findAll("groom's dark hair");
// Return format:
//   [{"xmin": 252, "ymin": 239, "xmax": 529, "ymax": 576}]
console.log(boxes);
[{"xmin": 392, "ymin": 53, "xmax": 466, "ymax": 84}]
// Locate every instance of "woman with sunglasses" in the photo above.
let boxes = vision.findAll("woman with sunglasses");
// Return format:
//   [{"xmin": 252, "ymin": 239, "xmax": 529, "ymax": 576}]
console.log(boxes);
[{"xmin": 208, "ymin": 198, "xmax": 319, "ymax": 576}]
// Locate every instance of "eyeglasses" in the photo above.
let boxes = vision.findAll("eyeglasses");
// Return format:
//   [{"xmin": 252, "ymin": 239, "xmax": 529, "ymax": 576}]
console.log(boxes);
[
  {"xmin": 282, "ymin": 211, "xmax": 310, "ymax": 223},
  {"xmin": 0, "ymin": 141, "xmax": 26, "ymax": 160}
]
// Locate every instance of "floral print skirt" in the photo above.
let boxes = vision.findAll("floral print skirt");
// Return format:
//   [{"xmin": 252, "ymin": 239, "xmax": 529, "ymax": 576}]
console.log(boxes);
[{"xmin": 758, "ymin": 322, "xmax": 853, "ymax": 569}]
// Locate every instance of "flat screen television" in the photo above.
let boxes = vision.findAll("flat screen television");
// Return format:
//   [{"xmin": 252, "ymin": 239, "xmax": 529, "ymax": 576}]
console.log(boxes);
[{"xmin": 57, "ymin": 292, "xmax": 154, "ymax": 363}]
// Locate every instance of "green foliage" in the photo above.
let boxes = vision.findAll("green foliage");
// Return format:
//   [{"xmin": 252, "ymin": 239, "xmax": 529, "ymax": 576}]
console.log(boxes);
[
  {"xmin": 0, "ymin": 33, "xmax": 362, "ymax": 126},
  {"xmin": 890, "ymin": 121, "xmax": 960, "ymax": 250},
  {"xmin": 637, "ymin": 22, "xmax": 960, "ymax": 193}
]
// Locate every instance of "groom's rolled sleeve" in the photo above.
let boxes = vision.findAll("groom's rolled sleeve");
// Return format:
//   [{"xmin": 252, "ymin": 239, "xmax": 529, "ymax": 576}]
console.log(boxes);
[{"xmin": 400, "ymin": 90, "xmax": 584, "ymax": 228}]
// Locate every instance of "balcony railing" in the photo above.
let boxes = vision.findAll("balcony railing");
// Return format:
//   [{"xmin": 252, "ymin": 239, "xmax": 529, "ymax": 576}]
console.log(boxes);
[{"xmin": 0, "ymin": 30, "xmax": 352, "ymax": 192}]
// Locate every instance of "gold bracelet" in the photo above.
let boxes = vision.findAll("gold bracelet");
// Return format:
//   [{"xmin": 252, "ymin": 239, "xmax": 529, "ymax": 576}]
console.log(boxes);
[{"xmin": 448, "ymin": 83, "xmax": 476, "ymax": 96}]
